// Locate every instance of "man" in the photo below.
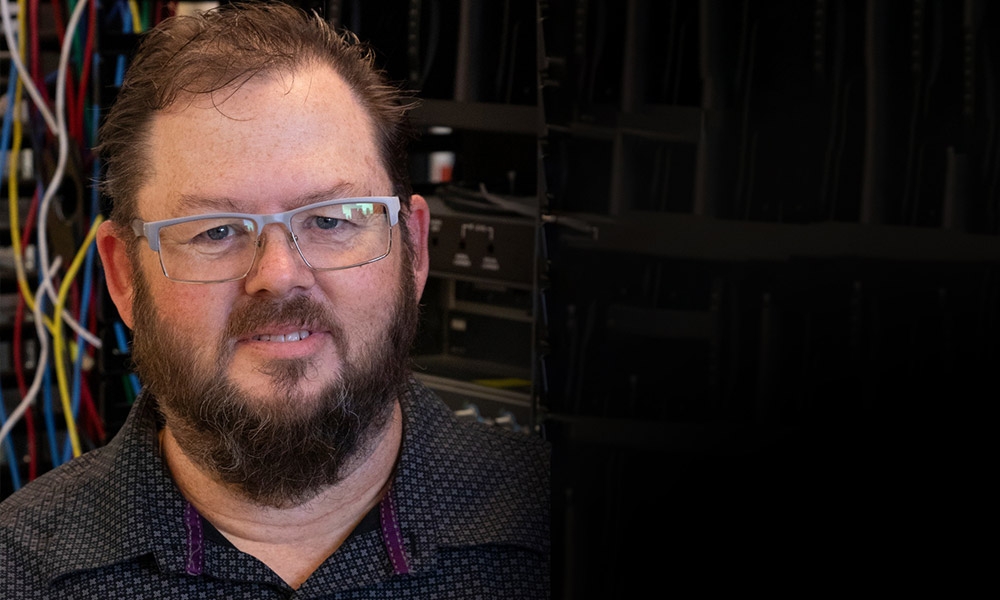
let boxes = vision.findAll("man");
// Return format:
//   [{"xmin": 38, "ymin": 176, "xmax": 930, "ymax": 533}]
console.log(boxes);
[{"xmin": 0, "ymin": 3, "xmax": 549, "ymax": 598}]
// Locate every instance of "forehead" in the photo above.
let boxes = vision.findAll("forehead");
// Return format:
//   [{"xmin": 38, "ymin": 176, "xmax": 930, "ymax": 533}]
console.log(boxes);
[{"xmin": 138, "ymin": 64, "xmax": 389, "ymax": 218}]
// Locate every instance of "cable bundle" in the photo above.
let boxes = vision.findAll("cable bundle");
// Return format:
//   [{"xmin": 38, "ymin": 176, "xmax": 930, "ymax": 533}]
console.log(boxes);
[{"xmin": 0, "ymin": 0, "xmax": 170, "ymax": 499}]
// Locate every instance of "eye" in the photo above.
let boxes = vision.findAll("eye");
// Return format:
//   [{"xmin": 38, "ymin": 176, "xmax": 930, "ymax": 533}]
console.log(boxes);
[
  {"xmin": 186, "ymin": 220, "xmax": 252, "ymax": 246},
  {"xmin": 204, "ymin": 225, "xmax": 233, "ymax": 240},
  {"xmin": 314, "ymin": 216, "xmax": 343, "ymax": 230}
]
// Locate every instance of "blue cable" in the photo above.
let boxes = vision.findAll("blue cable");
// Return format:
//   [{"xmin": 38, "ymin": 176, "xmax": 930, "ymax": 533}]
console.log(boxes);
[
  {"xmin": 60, "ymin": 49, "xmax": 105, "ymax": 466},
  {"xmin": 42, "ymin": 369, "xmax": 59, "ymax": 469},
  {"xmin": 0, "ymin": 385, "xmax": 24, "ymax": 491},
  {"xmin": 26, "ymin": 240, "xmax": 61, "ymax": 469},
  {"xmin": 0, "ymin": 48, "xmax": 20, "ymax": 484},
  {"xmin": 87, "ymin": 54, "xmax": 100, "ymax": 149},
  {"xmin": 1, "ymin": 53, "xmax": 18, "ymax": 178},
  {"xmin": 58, "ymin": 0, "xmax": 134, "ymax": 462},
  {"xmin": 38, "ymin": 289, "xmax": 61, "ymax": 469},
  {"xmin": 0, "ymin": 66, "xmax": 31, "ymax": 483},
  {"xmin": 60, "ymin": 145, "xmax": 102, "ymax": 464},
  {"xmin": 115, "ymin": 0, "xmax": 132, "ymax": 86},
  {"xmin": 113, "ymin": 322, "xmax": 142, "ymax": 399},
  {"xmin": 90, "ymin": 110, "xmax": 101, "ymax": 218},
  {"xmin": 61, "ymin": 238, "xmax": 97, "ymax": 463}
]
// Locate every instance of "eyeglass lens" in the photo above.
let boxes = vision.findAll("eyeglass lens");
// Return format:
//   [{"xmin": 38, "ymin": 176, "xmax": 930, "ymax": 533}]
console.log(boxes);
[{"xmin": 156, "ymin": 201, "xmax": 392, "ymax": 282}]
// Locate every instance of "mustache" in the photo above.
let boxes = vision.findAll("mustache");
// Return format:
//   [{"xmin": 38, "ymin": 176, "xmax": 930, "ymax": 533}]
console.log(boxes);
[{"xmin": 224, "ymin": 295, "xmax": 344, "ymax": 344}]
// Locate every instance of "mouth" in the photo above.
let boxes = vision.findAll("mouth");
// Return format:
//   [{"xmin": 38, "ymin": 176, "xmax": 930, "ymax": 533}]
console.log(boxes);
[{"xmin": 250, "ymin": 330, "xmax": 312, "ymax": 343}]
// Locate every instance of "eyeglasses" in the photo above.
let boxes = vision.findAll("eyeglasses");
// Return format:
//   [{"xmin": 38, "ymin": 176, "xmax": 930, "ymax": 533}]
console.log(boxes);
[{"xmin": 132, "ymin": 196, "xmax": 400, "ymax": 283}]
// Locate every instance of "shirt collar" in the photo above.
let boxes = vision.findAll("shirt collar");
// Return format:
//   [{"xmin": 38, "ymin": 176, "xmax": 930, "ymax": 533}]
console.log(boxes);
[
  {"xmin": 42, "ymin": 391, "xmax": 193, "ymax": 584},
  {"xmin": 386, "ymin": 378, "xmax": 550, "ymax": 575}
]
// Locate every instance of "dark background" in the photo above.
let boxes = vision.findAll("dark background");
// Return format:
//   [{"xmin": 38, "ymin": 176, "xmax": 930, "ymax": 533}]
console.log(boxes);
[
  {"xmin": 2, "ymin": 0, "xmax": 993, "ymax": 596},
  {"xmin": 321, "ymin": 0, "xmax": 992, "ymax": 593}
]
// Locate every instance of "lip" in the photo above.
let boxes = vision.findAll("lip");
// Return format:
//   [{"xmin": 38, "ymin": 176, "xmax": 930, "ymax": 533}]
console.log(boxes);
[
  {"xmin": 236, "ymin": 326, "xmax": 330, "ymax": 359},
  {"xmin": 249, "ymin": 329, "xmax": 312, "ymax": 343},
  {"xmin": 236, "ymin": 321, "xmax": 318, "ymax": 342}
]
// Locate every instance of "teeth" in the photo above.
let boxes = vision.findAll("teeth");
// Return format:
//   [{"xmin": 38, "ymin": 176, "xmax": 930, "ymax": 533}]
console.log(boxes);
[{"xmin": 252, "ymin": 330, "xmax": 310, "ymax": 342}]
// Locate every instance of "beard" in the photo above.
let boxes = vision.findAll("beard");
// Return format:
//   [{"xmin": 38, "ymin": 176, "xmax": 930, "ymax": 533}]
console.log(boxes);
[{"xmin": 129, "ymin": 255, "xmax": 419, "ymax": 509}]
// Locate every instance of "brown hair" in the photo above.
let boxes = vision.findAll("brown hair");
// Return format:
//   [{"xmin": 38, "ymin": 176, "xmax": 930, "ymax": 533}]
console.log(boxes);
[{"xmin": 98, "ymin": 1, "xmax": 416, "ymax": 239}]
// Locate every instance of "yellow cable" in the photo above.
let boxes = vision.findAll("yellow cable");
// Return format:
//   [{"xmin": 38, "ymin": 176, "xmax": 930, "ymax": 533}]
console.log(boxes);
[
  {"xmin": 7, "ymin": 0, "xmax": 81, "ymax": 356},
  {"xmin": 52, "ymin": 215, "xmax": 104, "ymax": 458},
  {"xmin": 8, "ymin": 0, "xmax": 91, "ymax": 456},
  {"xmin": 8, "ymin": 0, "xmax": 36, "ymax": 312},
  {"xmin": 128, "ymin": 0, "xmax": 143, "ymax": 33},
  {"xmin": 7, "ymin": 0, "xmax": 57, "ymax": 330}
]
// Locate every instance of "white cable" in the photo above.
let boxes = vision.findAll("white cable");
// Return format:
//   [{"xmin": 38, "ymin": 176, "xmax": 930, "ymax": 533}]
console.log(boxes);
[
  {"xmin": 0, "ymin": 0, "xmax": 58, "ymax": 134},
  {"xmin": 0, "ymin": 0, "xmax": 100, "ymax": 349},
  {"xmin": 0, "ymin": 0, "xmax": 99, "ymax": 471},
  {"xmin": 31, "ymin": 0, "xmax": 101, "ymax": 349},
  {"xmin": 477, "ymin": 182, "xmax": 538, "ymax": 218},
  {"xmin": 0, "ymin": 258, "xmax": 59, "ymax": 451},
  {"xmin": 36, "ymin": 265, "xmax": 102, "ymax": 349}
]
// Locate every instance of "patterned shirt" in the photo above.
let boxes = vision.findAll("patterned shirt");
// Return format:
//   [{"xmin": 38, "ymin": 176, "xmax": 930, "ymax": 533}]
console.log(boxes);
[{"xmin": 0, "ymin": 377, "xmax": 550, "ymax": 599}]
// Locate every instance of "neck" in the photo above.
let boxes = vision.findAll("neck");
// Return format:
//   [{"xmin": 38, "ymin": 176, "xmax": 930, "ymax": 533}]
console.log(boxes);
[{"xmin": 160, "ymin": 400, "xmax": 403, "ymax": 589}]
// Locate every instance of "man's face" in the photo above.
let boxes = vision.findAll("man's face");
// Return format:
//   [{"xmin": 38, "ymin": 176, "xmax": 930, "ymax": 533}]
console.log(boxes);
[{"xmin": 101, "ymin": 65, "xmax": 427, "ymax": 507}]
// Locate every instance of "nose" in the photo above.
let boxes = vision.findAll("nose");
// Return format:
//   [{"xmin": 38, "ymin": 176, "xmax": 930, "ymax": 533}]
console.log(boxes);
[{"xmin": 242, "ymin": 224, "xmax": 315, "ymax": 295}]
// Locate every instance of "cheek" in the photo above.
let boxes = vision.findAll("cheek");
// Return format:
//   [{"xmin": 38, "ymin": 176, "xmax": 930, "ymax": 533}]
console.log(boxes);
[
  {"xmin": 317, "ymin": 261, "xmax": 401, "ymax": 332},
  {"xmin": 142, "ymin": 261, "xmax": 234, "ymax": 339}
]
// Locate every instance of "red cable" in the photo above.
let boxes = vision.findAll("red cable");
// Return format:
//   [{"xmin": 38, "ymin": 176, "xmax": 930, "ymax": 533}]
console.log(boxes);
[
  {"xmin": 12, "ymin": 192, "xmax": 41, "ymax": 480},
  {"xmin": 50, "ymin": 0, "xmax": 66, "ymax": 50},
  {"xmin": 78, "ymin": 372, "xmax": 105, "ymax": 444},
  {"xmin": 64, "ymin": 75, "xmax": 79, "ymax": 147},
  {"xmin": 12, "ymin": 298, "xmax": 38, "ymax": 482},
  {"xmin": 46, "ymin": 0, "xmax": 81, "ymax": 141},
  {"xmin": 66, "ymin": 34, "xmax": 82, "ymax": 141},
  {"xmin": 73, "ymin": 0, "xmax": 98, "ymax": 144},
  {"xmin": 68, "ymin": 275, "xmax": 104, "ymax": 445},
  {"xmin": 58, "ymin": 0, "xmax": 103, "ymax": 441},
  {"xmin": 12, "ymin": 2, "xmax": 105, "ymax": 476},
  {"xmin": 29, "ymin": 0, "xmax": 51, "ymax": 106}
]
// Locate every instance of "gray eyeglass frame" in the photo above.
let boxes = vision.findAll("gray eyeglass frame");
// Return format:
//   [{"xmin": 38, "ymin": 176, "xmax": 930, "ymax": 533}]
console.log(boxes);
[{"xmin": 131, "ymin": 196, "xmax": 401, "ymax": 283}]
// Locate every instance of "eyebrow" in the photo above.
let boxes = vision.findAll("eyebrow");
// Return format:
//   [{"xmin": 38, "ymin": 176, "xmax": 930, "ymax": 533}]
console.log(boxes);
[{"xmin": 174, "ymin": 182, "xmax": 368, "ymax": 215}]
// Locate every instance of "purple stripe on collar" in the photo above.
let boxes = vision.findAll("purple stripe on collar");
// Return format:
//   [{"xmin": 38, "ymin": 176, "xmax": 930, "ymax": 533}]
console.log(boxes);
[
  {"xmin": 183, "ymin": 502, "xmax": 204, "ymax": 576},
  {"xmin": 378, "ymin": 492, "xmax": 410, "ymax": 575}
]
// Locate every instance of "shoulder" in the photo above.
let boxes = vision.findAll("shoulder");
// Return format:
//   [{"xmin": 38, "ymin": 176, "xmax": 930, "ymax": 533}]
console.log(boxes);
[
  {"xmin": 400, "ymin": 378, "xmax": 550, "ymax": 489},
  {"xmin": 453, "ymin": 413, "xmax": 550, "ymax": 483},
  {"xmin": 1, "ymin": 446, "xmax": 112, "ymax": 528},
  {"xmin": 1, "ymin": 395, "xmax": 167, "ymax": 582},
  {"xmin": 0, "ymin": 448, "xmax": 114, "ymax": 591},
  {"xmin": 395, "ymin": 378, "xmax": 550, "ymax": 552}
]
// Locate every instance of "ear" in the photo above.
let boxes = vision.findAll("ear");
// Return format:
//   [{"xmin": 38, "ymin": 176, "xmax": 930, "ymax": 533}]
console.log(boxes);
[
  {"xmin": 96, "ymin": 219, "xmax": 137, "ymax": 328},
  {"xmin": 406, "ymin": 194, "xmax": 431, "ymax": 300}
]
